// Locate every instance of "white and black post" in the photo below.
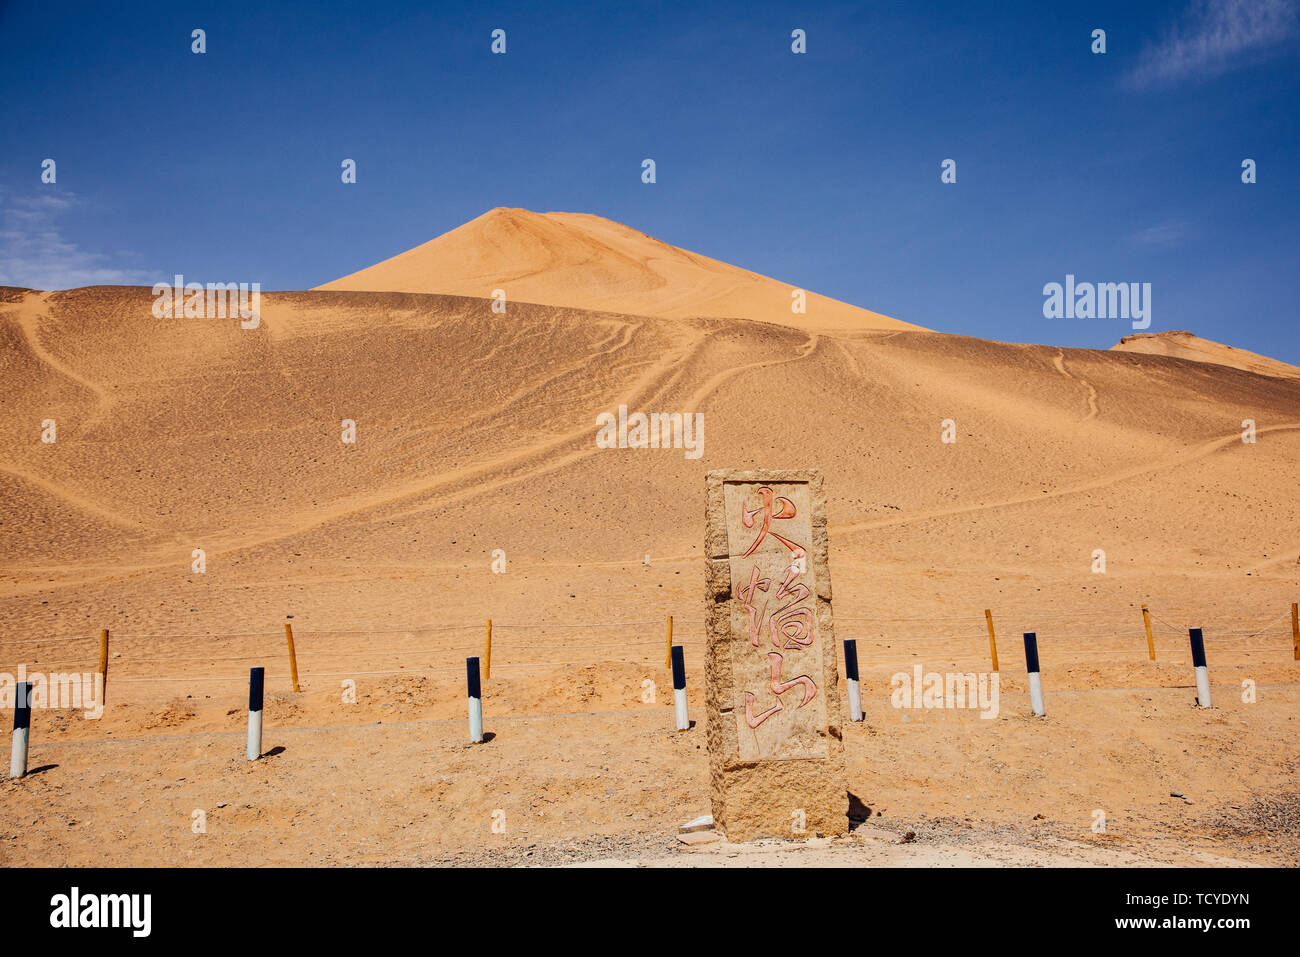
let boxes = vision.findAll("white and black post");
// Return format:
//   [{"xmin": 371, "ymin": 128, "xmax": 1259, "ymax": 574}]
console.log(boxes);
[
  {"xmin": 1189, "ymin": 627, "xmax": 1212, "ymax": 708},
  {"xmin": 10, "ymin": 681, "xmax": 31, "ymax": 779},
  {"xmin": 1024, "ymin": 632, "xmax": 1045, "ymax": 717},
  {"xmin": 843, "ymin": 639, "xmax": 863, "ymax": 722},
  {"xmin": 671, "ymin": 645, "xmax": 689, "ymax": 731},
  {"xmin": 246, "ymin": 667, "xmax": 264, "ymax": 760},
  {"xmin": 467, "ymin": 656, "xmax": 484, "ymax": 743}
]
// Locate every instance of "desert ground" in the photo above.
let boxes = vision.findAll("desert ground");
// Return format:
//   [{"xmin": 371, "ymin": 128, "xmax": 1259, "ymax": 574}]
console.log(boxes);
[{"xmin": 1, "ymin": 209, "xmax": 1297, "ymax": 866}]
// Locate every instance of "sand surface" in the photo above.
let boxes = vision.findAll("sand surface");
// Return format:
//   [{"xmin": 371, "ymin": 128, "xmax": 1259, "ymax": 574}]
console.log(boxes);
[
  {"xmin": 1, "ymin": 219, "xmax": 1298, "ymax": 866},
  {"xmin": 317, "ymin": 207, "xmax": 919, "ymax": 333},
  {"xmin": 2, "ymin": 688, "xmax": 1294, "ymax": 867},
  {"xmin": 1113, "ymin": 330, "xmax": 1300, "ymax": 380}
]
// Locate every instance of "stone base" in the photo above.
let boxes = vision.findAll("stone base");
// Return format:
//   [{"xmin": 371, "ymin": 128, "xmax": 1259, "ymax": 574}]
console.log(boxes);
[{"xmin": 708, "ymin": 754, "xmax": 848, "ymax": 843}]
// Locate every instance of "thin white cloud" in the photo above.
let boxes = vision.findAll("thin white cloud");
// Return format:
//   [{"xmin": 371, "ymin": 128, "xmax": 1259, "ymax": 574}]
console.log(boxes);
[
  {"xmin": 1129, "ymin": 0, "xmax": 1299, "ymax": 88},
  {"xmin": 0, "ymin": 191, "xmax": 156, "ymax": 290},
  {"xmin": 1129, "ymin": 221, "xmax": 1194, "ymax": 247}
]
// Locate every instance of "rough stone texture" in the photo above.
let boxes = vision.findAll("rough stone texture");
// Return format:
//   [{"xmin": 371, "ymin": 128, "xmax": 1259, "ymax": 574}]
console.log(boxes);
[{"xmin": 704, "ymin": 469, "xmax": 847, "ymax": 842}]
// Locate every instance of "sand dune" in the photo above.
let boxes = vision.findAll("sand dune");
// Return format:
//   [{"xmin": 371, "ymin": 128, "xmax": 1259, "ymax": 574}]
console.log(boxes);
[
  {"xmin": 1113, "ymin": 329, "xmax": 1300, "ymax": 379},
  {"xmin": 2, "ymin": 282, "xmax": 1297, "ymax": 641},
  {"xmin": 2, "ymin": 227, "xmax": 1299, "ymax": 864},
  {"xmin": 317, "ymin": 207, "xmax": 920, "ymax": 333}
]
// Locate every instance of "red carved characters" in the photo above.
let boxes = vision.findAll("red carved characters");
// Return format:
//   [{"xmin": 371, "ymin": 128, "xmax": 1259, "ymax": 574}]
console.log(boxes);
[
  {"xmin": 738, "ymin": 486, "xmax": 818, "ymax": 729},
  {"xmin": 740, "ymin": 486, "xmax": 806, "ymax": 561}
]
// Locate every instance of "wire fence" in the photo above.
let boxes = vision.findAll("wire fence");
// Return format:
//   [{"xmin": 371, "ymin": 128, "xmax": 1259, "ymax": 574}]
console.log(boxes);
[{"xmin": 0, "ymin": 602, "xmax": 1295, "ymax": 697}]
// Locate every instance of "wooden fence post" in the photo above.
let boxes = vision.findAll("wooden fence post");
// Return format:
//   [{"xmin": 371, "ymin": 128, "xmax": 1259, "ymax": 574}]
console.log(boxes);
[
  {"xmin": 97, "ymin": 629, "xmax": 109, "ymax": 705},
  {"xmin": 1142, "ymin": 605, "xmax": 1156, "ymax": 661},
  {"xmin": 984, "ymin": 609, "xmax": 998, "ymax": 671},
  {"xmin": 1291, "ymin": 603, "xmax": 1298, "ymax": 661},
  {"xmin": 284, "ymin": 622, "xmax": 300, "ymax": 693}
]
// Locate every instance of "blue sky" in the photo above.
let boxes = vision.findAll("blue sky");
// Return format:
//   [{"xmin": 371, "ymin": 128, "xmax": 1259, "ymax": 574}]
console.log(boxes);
[{"xmin": 1, "ymin": 0, "xmax": 1296, "ymax": 357}]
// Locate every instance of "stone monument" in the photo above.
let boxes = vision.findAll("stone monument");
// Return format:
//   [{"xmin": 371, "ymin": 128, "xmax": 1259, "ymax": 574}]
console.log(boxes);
[{"xmin": 704, "ymin": 468, "xmax": 847, "ymax": 842}]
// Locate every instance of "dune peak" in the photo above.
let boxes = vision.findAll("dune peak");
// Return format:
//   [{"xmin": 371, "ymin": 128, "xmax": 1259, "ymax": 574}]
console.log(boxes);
[
  {"xmin": 317, "ymin": 208, "xmax": 921, "ymax": 332},
  {"xmin": 1112, "ymin": 329, "xmax": 1299, "ymax": 379}
]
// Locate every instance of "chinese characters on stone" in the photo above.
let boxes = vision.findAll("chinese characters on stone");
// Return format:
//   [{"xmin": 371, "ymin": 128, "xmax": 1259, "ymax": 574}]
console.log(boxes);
[{"xmin": 737, "ymin": 487, "xmax": 817, "ymax": 729}]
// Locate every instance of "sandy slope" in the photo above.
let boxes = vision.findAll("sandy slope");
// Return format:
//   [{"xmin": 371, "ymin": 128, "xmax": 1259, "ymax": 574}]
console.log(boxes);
[
  {"xmin": 1113, "ymin": 330, "xmax": 1300, "ymax": 380},
  {"xmin": 0, "ymin": 275, "xmax": 1298, "ymax": 866},
  {"xmin": 316, "ymin": 208, "xmax": 921, "ymax": 333}
]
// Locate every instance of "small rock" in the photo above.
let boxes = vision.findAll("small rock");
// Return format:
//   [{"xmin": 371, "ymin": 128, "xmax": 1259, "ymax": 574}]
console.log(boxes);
[{"xmin": 679, "ymin": 814, "xmax": 714, "ymax": 834}]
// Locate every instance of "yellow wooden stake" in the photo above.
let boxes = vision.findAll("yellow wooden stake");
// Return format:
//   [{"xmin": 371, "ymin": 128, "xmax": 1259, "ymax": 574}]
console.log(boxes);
[
  {"xmin": 1142, "ymin": 605, "xmax": 1156, "ymax": 661},
  {"xmin": 485, "ymin": 619, "xmax": 493, "ymax": 679},
  {"xmin": 666, "ymin": 615, "xmax": 674, "ymax": 670},
  {"xmin": 98, "ymin": 629, "xmax": 109, "ymax": 705},
  {"xmin": 284, "ymin": 622, "xmax": 301, "ymax": 692},
  {"xmin": 984, "ymin": 609, "xmax": 998, "ymax": 672},
  {"xmin": 1291, "ymin": 602, "xmax": 1299, "ymax": 661}
]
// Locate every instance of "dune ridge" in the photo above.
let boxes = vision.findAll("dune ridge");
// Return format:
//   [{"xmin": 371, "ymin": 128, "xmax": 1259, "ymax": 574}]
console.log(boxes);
[
  {"xmin": 2, "ymin": 283, "xmax": 1298, "ymax": 630},
  {"xmin": 317, "ymin": 207, "xmax": 921, "ymax": 333},
  {"xmin": 1113, "ymin": 329, "xmax": 1300, "ymax": 380}
]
